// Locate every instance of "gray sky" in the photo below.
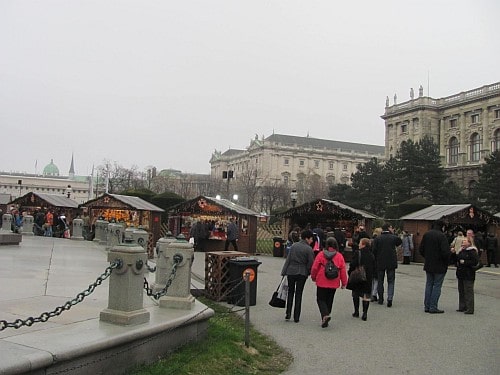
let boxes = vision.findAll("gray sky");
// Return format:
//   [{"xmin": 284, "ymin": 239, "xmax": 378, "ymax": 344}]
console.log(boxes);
[{"xmin": 1, "ymin": 0, "xmax": 499, "ymax": 176}]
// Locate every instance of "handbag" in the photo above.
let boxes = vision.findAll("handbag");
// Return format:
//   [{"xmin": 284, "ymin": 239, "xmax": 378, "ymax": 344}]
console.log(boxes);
[
  {"xmin": 346, "ymin": 251, "xmax": 367, "ymax": 290},
  {"xmin": 269, "ymin": 276, "xmax": 287, "ymax": 308}
]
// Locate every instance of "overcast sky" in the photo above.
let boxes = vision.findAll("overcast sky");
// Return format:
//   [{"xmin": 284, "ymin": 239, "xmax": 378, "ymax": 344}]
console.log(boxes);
[{"xmin": 1, "ymin": 0, "xmax": 499, "ymax": 176}]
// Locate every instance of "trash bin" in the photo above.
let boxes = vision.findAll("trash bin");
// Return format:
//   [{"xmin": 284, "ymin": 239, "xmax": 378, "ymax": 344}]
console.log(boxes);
[
  {"xmin": 273, "ymin": 236, "xmax": 285, "ymax": 257},
  {"xmin": 227, "ymin": 257, "xmax": 262, "ymax": 306}
]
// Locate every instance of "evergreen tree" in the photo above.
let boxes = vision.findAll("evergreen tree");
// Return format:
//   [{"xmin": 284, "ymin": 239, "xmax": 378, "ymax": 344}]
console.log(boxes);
[
  {"xmin": 350, "ymin": 158, "xmax": 387, "ymax": 216},
  {"xmin": 472, "ymin": 151, "xmax": 500, "ymax": 213}
]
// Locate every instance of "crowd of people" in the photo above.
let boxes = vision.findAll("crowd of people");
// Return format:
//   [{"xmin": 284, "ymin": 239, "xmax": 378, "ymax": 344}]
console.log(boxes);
[
  {"xmin": 280, "ymin": 222, "xmax": 498, "ymax": 327},
  {"xmin": 3, "ymin": 206, "xmax": 72, "ymax": 238}
]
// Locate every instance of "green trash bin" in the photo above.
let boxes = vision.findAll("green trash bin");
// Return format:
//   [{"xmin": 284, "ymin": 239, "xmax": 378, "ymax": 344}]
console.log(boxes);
[{"xmin": 227, "ymin": 257, "xmax": 262, "ymax": 306}]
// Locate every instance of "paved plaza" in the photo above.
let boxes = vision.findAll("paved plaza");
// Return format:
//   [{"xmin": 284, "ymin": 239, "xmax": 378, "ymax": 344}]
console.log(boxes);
[{"xmin": 0, "ymin": 236, "xmax": 499, "ymax": 374}]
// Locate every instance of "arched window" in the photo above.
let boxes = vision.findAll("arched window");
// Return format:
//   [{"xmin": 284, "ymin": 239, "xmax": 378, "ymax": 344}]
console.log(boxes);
[
  {"xmin": 492, "ymin": 129, "xmax": 500, "ymax": 152},
  {"xmin": 470, "ymin": 133, "xmax": 481, "ymax": 162},
  {"xmin": 448, "ymin": 137, "xmax": 459, "ymax": 165},
  {"xmin": 326, "ymin": 174, "xmax": 335, "ymax": 186}
]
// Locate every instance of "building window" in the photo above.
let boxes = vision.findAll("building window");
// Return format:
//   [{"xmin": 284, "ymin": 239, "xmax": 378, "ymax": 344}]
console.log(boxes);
[
  {"xmin": 413, "ymin": 118, "xmax": 419, "ymax": 131},
  {"xmin": 283, "ymin": 175, "xmax": 289, "ymax": 185},
  {"xmin": 299, "ymin": 160, "xmax": 305, "ymax": 167},
  {"xmin": 449, "ymin": 137, "xmax": 459, "ymax": 165},
  {"xmin": 470, "ymin": 133, "xmax": 481, "ymax": 162},
  {"xmin": 471, "ymin": 114, "xmax": 479, "ymax": 124},
  {"xmin": 329, "ymin": 161, "xmax": 334, "ymax": 170},
  {"xmin": 495, "ymin": 109, "xmax": 500, "ymax": 119},
  {"xmin": 326, "ymin": 175, "xmax": 335, "ymax": 185},
  {"xmin": 284, "ymin": 158, "xmax": 289, "ymax": 166},
  {"xmin": 343, "ymin": 163, "xmax": 348, "ymax": 171},
  {"xmin": 401, "ymin": 123, "xmax": 408, "ymax": 133},
  {"xmin": 255, "ymin": 157, "xmax": 258, "ymax": 164},
  {"xmin": 450, "ymin": 118, "xmax": 458, "ymax": 128},
  {"xmin": 492, "ymin": 129, "xmax": 500, "ymax": 152},
  {"xmin": 314, "ymin": 160, "xmax": 320, "ymax": 168}
]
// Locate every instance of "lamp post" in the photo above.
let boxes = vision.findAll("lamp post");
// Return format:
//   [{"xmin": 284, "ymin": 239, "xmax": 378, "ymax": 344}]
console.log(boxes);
[
  {"xmin": 232, "ymin": 194, "xmax": 238, "ymax": 203},
  {"xmin": 290, "ymin": 189, "xmax": 297, "ymax": 207}
]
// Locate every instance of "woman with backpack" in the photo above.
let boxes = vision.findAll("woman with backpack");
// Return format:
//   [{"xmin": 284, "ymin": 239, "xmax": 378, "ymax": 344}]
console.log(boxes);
[{"xmin": 310, "ymin": 237, "xmax": 348, "ymax": 328}]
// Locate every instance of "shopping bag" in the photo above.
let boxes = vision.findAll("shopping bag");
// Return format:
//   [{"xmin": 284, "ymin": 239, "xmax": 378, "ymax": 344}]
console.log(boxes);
[{"xmin": 269, "ymin": 276, "xmax": 287, "ymax": 308}]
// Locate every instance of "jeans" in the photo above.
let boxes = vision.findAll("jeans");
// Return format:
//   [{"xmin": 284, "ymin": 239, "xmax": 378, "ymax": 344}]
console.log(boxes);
[
  {"xmin": 424, "ymin": 272, "xmax": 446, "ymax": 311},
  {"xmin": 316, "ymin": 286, "xmax": 337, "ymax": 318},
  {"xmin": 377, "ymin": 269, "xmax": 395, "ymax": 301},
  {"xmin": 286, "ymin": 274, "xmax": 307, "ymax": 322}
]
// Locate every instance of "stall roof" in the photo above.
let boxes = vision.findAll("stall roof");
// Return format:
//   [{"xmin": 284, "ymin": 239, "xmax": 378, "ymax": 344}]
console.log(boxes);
[
  {"xmin": 400, "ymin": 204, "xmax": 472, "ymax": 221},
  {"xmin": 80, "ymin": 193, "xmax": 164, "ymax": 212},
  {"xmin": 278, "ymin": 198, "xmax": 377, "ymax": 219},
  {"xmin": 10, "ymin": 192, "xmax": 79, "ymax": 208},
  {"xmin": 169, "ymin": 195, "xmax": 260, "ymax": 216}
]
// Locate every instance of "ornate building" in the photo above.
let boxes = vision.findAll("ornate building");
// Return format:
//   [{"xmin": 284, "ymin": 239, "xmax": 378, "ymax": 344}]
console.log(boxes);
[
  {"xmin": 210, "ymin": 133, "xmax": 384, "ymax": 209},
  {"xmin": 381, "ymin": 82, "xmax": 500, "ymax": 195}
]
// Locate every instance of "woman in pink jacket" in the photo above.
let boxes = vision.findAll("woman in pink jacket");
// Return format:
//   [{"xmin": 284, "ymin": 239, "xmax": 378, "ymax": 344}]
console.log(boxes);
[{"xmin": 311, "ymin": 237, "xmax": 348, "ymax": 328}]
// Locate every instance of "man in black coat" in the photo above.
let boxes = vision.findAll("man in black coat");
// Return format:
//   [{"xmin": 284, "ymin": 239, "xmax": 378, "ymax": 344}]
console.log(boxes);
[
  {"xmin": 372, "ymin": 223, "xmax": 402, "ymax": 307},
  {"xmin": 419, "ymin": 221, "xmax": 451, "ymax": 314}
]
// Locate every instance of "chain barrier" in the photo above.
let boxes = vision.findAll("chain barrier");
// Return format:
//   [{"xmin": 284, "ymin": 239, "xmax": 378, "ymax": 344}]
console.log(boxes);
[
  {"xmin": 143, "ymin": 253, "xmax": 183, "ymax": 299},
  {"xmin": 0, "ymin": 259, "xmax": 123, "ymax": 331}
]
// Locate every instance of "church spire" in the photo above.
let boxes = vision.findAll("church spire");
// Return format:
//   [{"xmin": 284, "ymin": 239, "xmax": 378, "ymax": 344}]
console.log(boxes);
[{"xmin": 69, "ymin": 153, "xmax": 75, "ymax": 178}]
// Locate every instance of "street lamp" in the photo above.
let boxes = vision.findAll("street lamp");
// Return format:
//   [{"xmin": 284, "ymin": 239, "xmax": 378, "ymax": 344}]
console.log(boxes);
[
  {"xmin": 232, "ymin": 194, "xmax": 238, "ymax": 203},
  {"xmin": 290, "ymin": 189, "xmax": 298, "ymax": 207}
]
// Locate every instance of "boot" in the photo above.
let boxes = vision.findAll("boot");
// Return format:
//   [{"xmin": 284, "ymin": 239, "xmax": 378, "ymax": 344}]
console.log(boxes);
[
  {"xmin": 362, "ymin": 300, "xmax": 370, "ymax": 321},
  {"xmin": 352, "ymin": 297, "xmax": 360, "ymax": 317}
]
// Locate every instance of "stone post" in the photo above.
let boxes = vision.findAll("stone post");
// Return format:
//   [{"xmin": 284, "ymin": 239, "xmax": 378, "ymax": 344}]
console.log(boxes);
[
  {"xmin": 106, "ymin": 223, "xmax": 123, "ymax": 250},
  {"xmin": 124, "ymin": 226, "xmax": 135, "ymax": 242},
  {"xmin": 152, "ymin": 233, "xmax": 177, "ymax": 293},
  {"xmin": 159, "ymin": 237, "xmax": 195, "ymax": 310},
  {"xmin": 100, "ymin": 242, "xmax": 150, "ymax": 325},
  {"xmin": 71, "ymin": 218, "xmax": 84, "ymax": 240},
  {"xmin": 93, "ymin": 219, "xmax": 106, "ymax": 243},
  {"xmin": 1, "ymin": 214, "xmax": 13, "ymax": 231},
  {"xmin": 132, "ymin": 227, "xmax": 149, "ymax": 250},
  {"xmin": 21, "ymin": 215, "xmax": 34, "ymax": 236},
  {"xmin": 99, "ymin": 221, "xmax": 109, "ymax": 245}
]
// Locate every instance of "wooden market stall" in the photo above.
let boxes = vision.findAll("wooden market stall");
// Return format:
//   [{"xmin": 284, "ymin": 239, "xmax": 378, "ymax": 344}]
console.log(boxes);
[
  {"xmin": 401, "ymin": 204, "xmax": 500, "ymax": 263},
  {"xmin": 79, "ymin": 193, "xmax": 164, "ymax": 257},
  {"xmin": 9, "ymin": 192, "xmax": 79, "ymax": 236},
  {"xmin": 168, "ymin": 195, "xmax": 260, "ymax": 253}
]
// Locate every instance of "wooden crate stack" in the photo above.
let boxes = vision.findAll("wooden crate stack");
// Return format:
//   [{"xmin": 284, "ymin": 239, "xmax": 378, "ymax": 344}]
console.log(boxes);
[{"xmin": 205, "ymin": 251, "xmax": 246, "ymax": 301}]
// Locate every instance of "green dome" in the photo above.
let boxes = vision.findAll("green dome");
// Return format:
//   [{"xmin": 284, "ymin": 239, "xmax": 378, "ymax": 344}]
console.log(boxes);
[{"xmin": 43, "ymin": 159, "xmax": 60, "ymax": 176}]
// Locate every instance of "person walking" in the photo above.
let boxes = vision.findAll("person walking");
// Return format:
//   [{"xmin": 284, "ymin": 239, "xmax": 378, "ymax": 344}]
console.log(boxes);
[
  {"xmin": 310, "ymin": 237, "xmax": 348, "ymax": 328},
  {"xmin": 281, "ymin": 229, "xmax": 315, "ymax": 323},
  {"xmin": 224, "ymin": 217, "xmax": 239, "ymax": 251},
  {"xmin": 419, "ymin": 221, "xmax": 451, "ymax": 314},
  {"xmin": 451, "ymin": 237, "xmax": 479, "ymax": 314},
  {"xmin": 348, "ymin": 238, "xmax": 376, "ymax": 321},
  {"xmin": 372, "ymin": 223, "xmax": 402, "ymax": 307}
]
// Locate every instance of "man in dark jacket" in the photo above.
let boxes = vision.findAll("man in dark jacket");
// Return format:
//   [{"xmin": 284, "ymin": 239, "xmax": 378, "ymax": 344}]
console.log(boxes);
[
  {"xmin": 419, "ymin": 221, "xmax": 451, "ymax": 314},
  {"xmin": 372, "ymin": 223, "xmax": 402, "ymax": 307}
]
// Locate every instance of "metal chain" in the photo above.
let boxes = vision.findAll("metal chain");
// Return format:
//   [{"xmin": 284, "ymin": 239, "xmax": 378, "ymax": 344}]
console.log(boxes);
[
  {"xmin": 144, "ymin": 254, "xmax": 182, "ymax": 299},
  {"xmin": 0, "ymin": 259, "xmax": 123, "ymax": 331}
]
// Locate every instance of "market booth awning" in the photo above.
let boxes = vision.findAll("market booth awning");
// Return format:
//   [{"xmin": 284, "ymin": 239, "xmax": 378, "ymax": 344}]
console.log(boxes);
[
  {"xmin": 401, "ymin": 204, "xmax": 500, "ymax": 263},
  {"xmin": 79, "ymin": 193, "xmax": 164, "ymax": 257},
  {"xmin": 278, "ymin": 198, "xmax": 377, "ymax": 239},
  {"xmin": 168, "ymin": 195, "xmax": 261, "ymax": 253}
]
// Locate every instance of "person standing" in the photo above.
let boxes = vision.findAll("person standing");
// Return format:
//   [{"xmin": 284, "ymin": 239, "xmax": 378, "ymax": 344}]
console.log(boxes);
[
  {"xmin": 402, "ymin": 231, "xmax": 414, "ymax": 265},
  {"xmin": 450, "ymin": 231, "xmax": 465, "ymax": 254},
  {"xmin": 44, "ymin": 210, "xmax": 53, "ymax": 237},
  {"xmin": 348, "ymin": 238, "xmax": 376, "ymax": 321},
  {"xmin": 333, "ymin": 227, "xmax": 346, "ymax": 254},
  {"xmin": 224, "ymin": 217, "xmax": 239, "ymax": 251},
  {"xmin": 310, "ymin": 237, "xmax": 348, "ymax": 328},
  {"xmin": 372, "ymin": 223, "xmax": 402, "ymax": 307},
  {"xmin": 451, "ymin": 237, "xmax": 479, "ymax": 314},
  {"xmin": 281, "ymin": 229, "xmax": 315, "ymax": 323},
  {"xmin": 485, "ymin": 233, "xmax": 498, "ymax": 267},
  {"xmin": 419, "ymin": 221, "xmax": 451, "ymax": 314}
]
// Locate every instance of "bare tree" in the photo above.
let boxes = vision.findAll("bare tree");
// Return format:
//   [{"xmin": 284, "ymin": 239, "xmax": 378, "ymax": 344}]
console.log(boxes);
[{"xmin": 235, "ymin": 166, "xmax": 260, "ymax": 209}]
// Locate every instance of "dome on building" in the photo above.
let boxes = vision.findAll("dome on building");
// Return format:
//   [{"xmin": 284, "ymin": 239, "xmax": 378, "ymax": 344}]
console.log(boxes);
[{"xmin": 43, "ymin": 159, "xmax": 60, "ymax": 176}]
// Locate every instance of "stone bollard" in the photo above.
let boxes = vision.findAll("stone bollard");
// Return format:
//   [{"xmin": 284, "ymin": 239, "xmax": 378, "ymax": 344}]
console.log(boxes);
[
  {"xmin": 159, "ymin": 236, "xmax": 195, "ymax": 310},
  {"xmin": 93, "ymin": 220, "xmax": 106, "ymax": 243},
  {"xmin": 21, "ymin": 215, "xmax": 34, "ymax": 236},
  {"xmin": 99, "ymin": 221, "xmax": 109, "ymax": 245},
  {"xmin": 106, "ymin": 223, "xmax": 124, "ymax": 250},
  {"xmin": 152, "ymin": 233, "xmax": 177, "ymax": 293},
  {"xmin": 124, "ymin": 226, "xmax": 135, "ymax": 242},
  {"xmin": 71, "ymin": 218, "xmax": 84, "ymax": 240},
  {"xmin": 100, "ymin": 242, "xmax": 150, "ymax": 325},
  {"xmin": 1, "ymin": 214, "xmax": 13, "ymax": 231},
  {"xmin": 132, "ymin": 227, "xmax": 149, "ymax": 250}
]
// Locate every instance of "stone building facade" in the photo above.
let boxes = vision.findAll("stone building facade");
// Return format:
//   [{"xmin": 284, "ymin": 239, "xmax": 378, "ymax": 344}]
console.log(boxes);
[
  {"xmin": 381, "ymin": 82, "xmax": 500, "ymax": 195},
  {"xmin": 210, "ymin": 133, "xmax": 384, "ymax": 209}
]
